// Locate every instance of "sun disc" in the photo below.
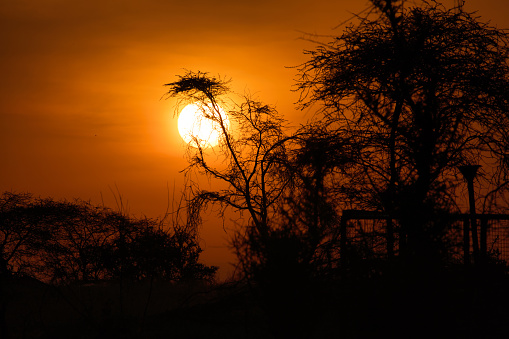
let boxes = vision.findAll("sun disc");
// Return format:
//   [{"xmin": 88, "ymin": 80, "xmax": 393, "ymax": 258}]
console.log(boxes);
[{"xmin": 178, "ymin": 103, "xmax": 229, "ymax": 148}]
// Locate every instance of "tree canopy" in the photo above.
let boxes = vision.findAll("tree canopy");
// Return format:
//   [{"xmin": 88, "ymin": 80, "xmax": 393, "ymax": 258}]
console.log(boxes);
[
  {"xmin": 0, "ymin": 192, "xmax": 216, "ymax": 284},
  {"xmin": 296, "ymin": 0, "xmax": 509, "ymax": 259}
]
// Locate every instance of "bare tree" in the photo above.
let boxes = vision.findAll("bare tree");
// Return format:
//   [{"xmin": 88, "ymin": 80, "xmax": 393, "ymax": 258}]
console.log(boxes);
[
  {"xmin": 296, "ymin": 0, "xmax": 509, "ymax": 261},
  {"xmin": 164, "ymin": 71, "xmax": 298, "ymax": 280}
]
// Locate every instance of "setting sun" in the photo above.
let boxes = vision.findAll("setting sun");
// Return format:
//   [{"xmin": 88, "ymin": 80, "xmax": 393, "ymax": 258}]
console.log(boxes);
[{"xmin": 178, "ymin": 102, "xmax": 229, "ymax": 148}]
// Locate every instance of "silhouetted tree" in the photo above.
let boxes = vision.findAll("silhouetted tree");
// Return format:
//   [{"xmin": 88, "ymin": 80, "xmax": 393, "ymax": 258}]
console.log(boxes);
[
  {"xmin": 99, "ymin": 217, "xmax": 216, "ymax": 282},
  {"xmin": 164, "ymin": 71, "xmax": 298, "ymax": 281},
  {"xmin": 280, "ymin": 127, "xmax": 358, "ymax": 277},
  {"xmin": 0, "ymin": 192, "xmax": 216, "ymax": 284},
  {"xmin": 296, "ymin": 0, "xmax": 509, "ymax": 263}
]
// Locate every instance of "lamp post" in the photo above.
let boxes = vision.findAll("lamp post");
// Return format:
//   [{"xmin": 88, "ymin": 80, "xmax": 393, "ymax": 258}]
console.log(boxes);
[{"xmin": 458, "ymin": 165, "xmax": 481, "ymax": 265}]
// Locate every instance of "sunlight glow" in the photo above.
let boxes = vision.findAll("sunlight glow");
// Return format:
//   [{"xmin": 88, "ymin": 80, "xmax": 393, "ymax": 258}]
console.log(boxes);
[{"xmin": 178, "ymin": 103, "xmax": 229, "ymax": 148}]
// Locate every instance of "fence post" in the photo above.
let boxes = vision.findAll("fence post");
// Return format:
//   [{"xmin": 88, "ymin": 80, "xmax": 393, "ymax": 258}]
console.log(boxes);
[{"xmin": 458, "ymin": 165, "xmax": 481, "ymax": 265}]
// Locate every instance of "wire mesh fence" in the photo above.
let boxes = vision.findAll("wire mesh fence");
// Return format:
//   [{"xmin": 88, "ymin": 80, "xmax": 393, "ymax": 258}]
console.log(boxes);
[
  {"xmin": 482, "ymin": 217, "xmax": 509, "ymax": 263},
  {"xmin": 340, "ymin": 210, "xmax": 509, "ymax": 265}
]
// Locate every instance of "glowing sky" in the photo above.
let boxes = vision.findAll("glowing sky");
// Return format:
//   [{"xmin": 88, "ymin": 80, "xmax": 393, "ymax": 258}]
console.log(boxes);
[{"xmin": 1, "ymin": 0, "xmax": 507, "ymax": 279}]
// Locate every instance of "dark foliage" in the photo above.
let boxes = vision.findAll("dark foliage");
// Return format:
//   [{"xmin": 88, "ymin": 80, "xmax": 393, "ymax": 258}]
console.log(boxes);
[
  {"xmin": 0, "ymin": 192, "xmax": 216, "ymax": 284},
  {"xmin": 163, "ymin": 70, "xmax": 231, "ymax": 104}
]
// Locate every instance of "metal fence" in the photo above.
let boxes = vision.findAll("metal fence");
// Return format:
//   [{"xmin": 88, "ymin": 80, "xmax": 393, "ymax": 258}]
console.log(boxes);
[
  {"xmin": 481, "ymin": 217, "xmax": 509, "ymax": 263},
  {"xmin": 340, "ymin": 210, "xmax": 509, "ymax": 265}
]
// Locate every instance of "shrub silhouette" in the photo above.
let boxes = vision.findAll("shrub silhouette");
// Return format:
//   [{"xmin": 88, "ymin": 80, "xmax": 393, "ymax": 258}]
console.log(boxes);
[{"xmin": 0, "ymin": 191, "xmax": 216, "ymax": 284}]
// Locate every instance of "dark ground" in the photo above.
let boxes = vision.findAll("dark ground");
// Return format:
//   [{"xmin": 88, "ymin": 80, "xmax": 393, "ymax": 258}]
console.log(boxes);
[{"xmin": 3, "ymin": 266, "xmax": 509, "ymax": 339}]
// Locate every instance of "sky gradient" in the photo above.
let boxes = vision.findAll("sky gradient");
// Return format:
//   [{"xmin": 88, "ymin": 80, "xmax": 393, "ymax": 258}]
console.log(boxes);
[{"xmin": 1, "ymin": 0, "xmax": 507, "ymax": 279}]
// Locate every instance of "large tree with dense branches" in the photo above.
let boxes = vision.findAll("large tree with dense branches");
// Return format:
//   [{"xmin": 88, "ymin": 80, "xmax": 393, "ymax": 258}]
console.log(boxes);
[{"xmin": 296, "ymin": 0, "xmax": 509, "ymax": 261}]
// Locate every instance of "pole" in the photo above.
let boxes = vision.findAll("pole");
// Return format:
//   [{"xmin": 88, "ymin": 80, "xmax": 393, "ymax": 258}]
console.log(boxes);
[
  {"xmin": 459, "ymin": 165, "xmax": 481, "ymax": 265},
  {"xmin": 467, "ymin": 177, "xmax": 479, "ymax": 264}
]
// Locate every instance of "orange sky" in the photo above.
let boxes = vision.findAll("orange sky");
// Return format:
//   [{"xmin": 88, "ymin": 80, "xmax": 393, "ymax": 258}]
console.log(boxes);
[{"xmin": 1, "ymin": 0, "xmax": 507, "ymax": 279}]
